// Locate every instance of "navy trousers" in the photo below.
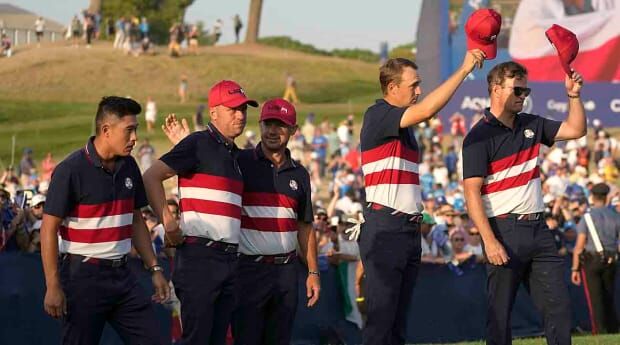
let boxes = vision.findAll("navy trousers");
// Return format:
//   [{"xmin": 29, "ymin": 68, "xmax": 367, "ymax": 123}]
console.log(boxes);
[
  {"xmin": 232, "ymin": 256, "xmax": 298, "ymax": 345},
  {"xmin": 59, "ymin": 256, "xmax": 160, "ymax": 345},
  {"xmin": 359, "ymin": 207, "xmax": 421, "ymax": 345},
  {"xmin": 172, "ymin": 243, "xmax": 239, "ymax": 345},
  {"xmin": 485, "ymin": 217, "xmax": 572, "ymax": 345}
]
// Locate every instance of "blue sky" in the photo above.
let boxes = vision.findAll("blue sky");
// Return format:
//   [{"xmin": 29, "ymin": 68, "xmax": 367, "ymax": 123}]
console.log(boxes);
[{"xmin": 7, "ymin": 0, "xmax": 422, "ymax": 52}]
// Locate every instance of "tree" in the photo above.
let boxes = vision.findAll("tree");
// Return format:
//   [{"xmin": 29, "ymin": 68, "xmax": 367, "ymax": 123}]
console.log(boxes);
[
  {"xmin": 245, "ymin": 0, "xmax": 263, "ymax": 43},
  {"xmin": 89, "ymin": 0, "xmax": 102, "ymax": 14}
]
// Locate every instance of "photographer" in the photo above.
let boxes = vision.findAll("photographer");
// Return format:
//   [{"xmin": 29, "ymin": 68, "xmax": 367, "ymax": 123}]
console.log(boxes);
[{"xmin": 13, "ymin": 194, "xmax": 45, "ymax": 253}]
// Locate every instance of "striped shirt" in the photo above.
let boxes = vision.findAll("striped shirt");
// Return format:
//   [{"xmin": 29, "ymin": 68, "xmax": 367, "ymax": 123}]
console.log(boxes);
[
  {"xmin": 160, "ymin": 123, "xmax": 243, "ymax": 243},
  {"xmin": 44, "ymin": 137, "xmax": 147, "ymax": 259},
  {"xmin": 360, "ymin": 99, "xmax": 422, "ymax": 215},
  {"xmin": 237, "ymin": 145, "xmax": 313, "ymax": 255},
  {"xmin": 462, "ymin": 109, "xmax": 561, "ymax": 217}
]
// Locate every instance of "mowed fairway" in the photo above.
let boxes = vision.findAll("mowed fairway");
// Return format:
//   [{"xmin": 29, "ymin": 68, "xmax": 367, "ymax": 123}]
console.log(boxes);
[{"xmin": 0, "ymin": 43, "xmax": 380, "ymax": 165}]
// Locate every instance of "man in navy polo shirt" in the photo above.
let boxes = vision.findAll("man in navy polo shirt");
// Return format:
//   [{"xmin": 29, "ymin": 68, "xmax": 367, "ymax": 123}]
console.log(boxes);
[
  {"xmin": 359, "ymin": 50, "xmax": 484, "ymax": 345},
  {"xmin": 462, "ymin": 61, "xmax": 586, "ymax": 345},
  {"xmin": 143, "ymin": 80, "xmax": 258, "ymax": 345},
  {"xmin": 40, "ymin": 96, "xmax": 170, "ymax": 345},
  {"xmin": 234, "ymin": 98, "xmax": 319, "ymax": 345},
  {"xmin": 161, "ymin": 98, "xmax": 321, "ymax": 345}
]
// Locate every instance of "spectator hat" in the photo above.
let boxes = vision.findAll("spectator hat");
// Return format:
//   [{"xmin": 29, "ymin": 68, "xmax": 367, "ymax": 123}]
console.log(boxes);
[
  {"xmin": 465, "ymin": 8, "xmax": 502, "ymax": 59},
  {"xmin": 591, "ymin": 183, "xmax": 610, "ymax": 196},
  {"xmin": 31, "ymin": 194, "xmax": 46, "ymax": 207},
  {"xmin": 208, "ymin": 80, "xmax": 258, "ymax": 108},
  {"xmin": 38, "ymin": 180, "xmax": 49, "ymax": 194},
  {"xmin": 545, "ymin": 24, "xmax": 579, "ymax": 76},
  {"xmin": 260, "ymin": 98, "xmax": 297, "ymax": 126}
]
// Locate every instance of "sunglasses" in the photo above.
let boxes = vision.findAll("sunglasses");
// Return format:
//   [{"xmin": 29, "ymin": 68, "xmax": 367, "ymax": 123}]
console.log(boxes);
[
  {"xmin": 452, "ymin": 238, "xmax": 465, "ymax": 242},
  {"xmin": 503, "ymin": 86, "xmax": 531, "ymax": 97},
  {"xmin": 33, "ymin": 204, "xmax": 44, "ymax": 209},
  {"xmin": 468, "ymin": 232, "xmax": 480, "ymax": 236}
]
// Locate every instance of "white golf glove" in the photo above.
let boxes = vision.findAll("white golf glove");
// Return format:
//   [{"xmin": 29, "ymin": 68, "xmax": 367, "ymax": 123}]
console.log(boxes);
[{"xmin": 344, "ymin": 213, "xmax": 365, "ymax": 241}]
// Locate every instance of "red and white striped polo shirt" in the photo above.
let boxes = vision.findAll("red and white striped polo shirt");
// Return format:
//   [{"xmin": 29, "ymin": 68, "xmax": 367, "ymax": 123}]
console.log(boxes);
[
  {"xmin": 360, "ymin": 99, "xmax": 423, "ymax": 215},
  {"xmin": 44, "ymin": 138, "xmax": 148, "ymax": 259},
  {"xmin": 463, "ymin": 110, "xmax": 562, "ymax": 217},
  {"xmin": 237, "ymin": 146, "xmax": 313, "ymax": 255},
  {"xmin": 160, "ymin": 124, "xmax": 244, "ymax": 243}
]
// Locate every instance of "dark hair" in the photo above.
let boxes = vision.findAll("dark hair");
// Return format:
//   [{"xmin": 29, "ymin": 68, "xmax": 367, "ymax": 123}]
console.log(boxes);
[
  {"xmin": 486, "ymin": 61, "xmax": 528, "ymax": 95},
  {"xmin": 379, "ymin": 58, "xmax": 418, "ymax": 95},
  {"xmin": 95, "ymin": 96, "xmax": 142, "ymax": 135}
]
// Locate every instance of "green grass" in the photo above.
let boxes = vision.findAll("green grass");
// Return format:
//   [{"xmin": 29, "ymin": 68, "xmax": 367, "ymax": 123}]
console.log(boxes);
[
  {"xmin": 0, "ymin": 99, "xmax": 375, "ymax": 166},
  {"xmin": 444, "ymin": 333, "xmax": 620, "ymax": 345}
]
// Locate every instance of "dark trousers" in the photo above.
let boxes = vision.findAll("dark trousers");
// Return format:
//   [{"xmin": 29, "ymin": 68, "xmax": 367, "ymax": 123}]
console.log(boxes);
[
  {"xmin": 233, "ymin": 257, "xmax": 298, "ymax": 345},
  {"xmin": 581, "ymin": 253, "xmax": 619, "ymax": 334},
  {"xmin": 485, "ymin": 217, "xmax": 572, "ymax": 345},
  {"xmin": 359, "ymin": 207, "xmax": 421, "ymax": 345},
  {"xmin": 59, "ymin": 256, "xmax": 160, "ymax": 345},
  {"xmin": 172, "ymin": 243, "xmax": 238, "ymax": 345}
]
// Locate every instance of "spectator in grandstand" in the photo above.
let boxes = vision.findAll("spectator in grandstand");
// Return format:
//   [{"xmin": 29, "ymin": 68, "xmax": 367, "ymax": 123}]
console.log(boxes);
[{"xmin": 13, "ymin": 194, "xmax": 46, "ymax": 253}]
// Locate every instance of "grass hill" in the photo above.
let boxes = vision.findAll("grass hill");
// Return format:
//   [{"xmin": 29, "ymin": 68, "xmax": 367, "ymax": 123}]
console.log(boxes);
[{"xmin": 0, "ymin": 42, "xmax": 381, "ymax": 166}]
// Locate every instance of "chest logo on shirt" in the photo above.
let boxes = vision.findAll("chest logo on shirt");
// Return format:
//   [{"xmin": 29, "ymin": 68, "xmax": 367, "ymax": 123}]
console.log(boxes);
[
  {"xmin": 524, "ymin": 129, "xmax": 535, "ymax": 139},
  {"xmin": 289, "ymin": 179, "xmax": 298, "ymax": 191},
  {"xmin": 125, "ymin": 177, "xmax": 133, "ymax": 190}
]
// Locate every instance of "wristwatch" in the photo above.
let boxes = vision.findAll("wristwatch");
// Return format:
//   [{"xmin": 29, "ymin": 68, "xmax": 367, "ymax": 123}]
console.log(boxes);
[
  {"xmin": 309, "ymin": 270, "xmax": 320, "ymax": 276},
  {"xmin": 149, "ymin": 264, "xmax": 164, "ymax": 274}
]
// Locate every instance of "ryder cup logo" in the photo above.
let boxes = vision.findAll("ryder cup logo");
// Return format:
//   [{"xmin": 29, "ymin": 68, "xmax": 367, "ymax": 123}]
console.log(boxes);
[
  {"xmin": 125, "ymin": 177, "xmax": 133, "ymax": 190},
  {"xmin": 289, "ymin": 179, "xmax": 298, "ymax": 191},
  {"xmin": 524, "ymin": 129, "xmax": 535, "ymax": 139}
]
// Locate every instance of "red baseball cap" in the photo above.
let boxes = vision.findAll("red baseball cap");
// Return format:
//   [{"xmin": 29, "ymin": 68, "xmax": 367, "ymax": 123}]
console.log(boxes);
[
  {"xmin": 465, "ymin": 8, "xmax": 502, "ymax": 60},
  {"xmin": 260, "ymin": 98, "xmax": 296, "ymax": 126},
  {"xmin": 545, "ymin": 24, "xmax": 579, "ymax": 76},
  {"xmin": 208, "ymin": 80, "xmax": 258, "ymax": 108}
]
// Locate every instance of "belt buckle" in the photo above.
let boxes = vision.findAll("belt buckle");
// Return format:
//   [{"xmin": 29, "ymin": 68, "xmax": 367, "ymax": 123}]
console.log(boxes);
[
  {"xmin": 273, "ymin": 256, "xmax": 289, "ymax": 264},
  {"xmin": 409, "ymin": 214, "xmax": 422, "ymax": 223},
  {"xmin": 225, "ymin": 244, "xmax": 237, "ymax": 253},
  {"xmin": 111, "ymin": 257, "xmax": 125, "ymax": 267}
]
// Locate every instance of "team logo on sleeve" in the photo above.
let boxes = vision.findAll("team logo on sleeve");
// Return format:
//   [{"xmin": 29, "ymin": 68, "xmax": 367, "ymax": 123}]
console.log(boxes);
[
  {"xmin": 125, "ymin": 177, "xmax": 133, "ymax": 190},
  {"xmin": 289, "ymin": 179, "xmax": 298, "ymax": 191},
  {"xmin": 524, "ymin": 129, "xmax": 535, "ymax": 139}
]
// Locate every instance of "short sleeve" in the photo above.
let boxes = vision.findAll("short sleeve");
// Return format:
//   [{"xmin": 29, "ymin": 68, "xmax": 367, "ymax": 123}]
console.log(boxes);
[
  {"xmin": 576, "ymin": 217, "xmax": 587, "ymax": 235},
  {"xmin": 364, "ymin": 102, "xmax": 406, "ymax": 142},
  {"xmin": 297, "ymin": 169, "xmax": 314, "ymax": 223},
  {"xmin": 541, "ymin": 117, "xmax": 562, "ymax": 147},
  {"xmin": 43, "ymin": 162, "xmax": 75, "ymax": 218},
  {"xmin": 159, "ymin": 133, "xmax": 199, "ymax": 175},
  {"xmin": 462, "ymin": 131, "xmax": 490, "ymax": 179}
]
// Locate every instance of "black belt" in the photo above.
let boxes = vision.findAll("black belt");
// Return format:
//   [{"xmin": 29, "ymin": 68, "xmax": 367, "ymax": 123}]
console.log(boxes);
[
  {"xmin": 368, "ymin": 203, "xmax": 422, "ymax": 224},
  {"xmin": 240, "ymin": 251, "xmax": 297, "ymax": 264},
  {"xmin": 63, "ymin": 254, "xmax": 128, "ymax": 267},
  {"xmin": 184, "ymin": 236, "xmax": 239, "ymax": 253},
  {"xmin": 494, "ymin": 212, "xmax": 543, "ymax": 221}
]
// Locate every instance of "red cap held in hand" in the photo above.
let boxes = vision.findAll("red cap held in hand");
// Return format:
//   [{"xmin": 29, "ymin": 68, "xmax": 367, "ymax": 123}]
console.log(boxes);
[
  {"xmin": 545, "ymin": 24, "xmax": 579, "ymax": 76},
  {"xmin": 208, "ymin": 80, "xmax": 258, "ymax": 108},
  {"xmin": 465, "ymin": 8, "xmax": 502, "ymax": 60},
  {"xmin": 260, "ymin": 98, "xmax": 297, "ymax": 126}
]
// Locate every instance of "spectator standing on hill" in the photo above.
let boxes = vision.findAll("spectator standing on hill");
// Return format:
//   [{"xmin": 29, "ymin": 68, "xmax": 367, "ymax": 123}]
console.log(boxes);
[
  {"xmin": 178, "ymin": 74, "xmax": 188, "ymax": 103},
  {"xmin": 145, "ymin": 96, "xmax": 157, "ymax": 133},
  {"xmin": 19, "ymin": 148, "xmax": 36, "ymax": 188},
  {"xmin": 283, "ymin": 73, "xmax": 300, "ymax": 104},
  {"xmin": 139, "ymin": 17, "xmax": 149, "ymax": 40},
  {"xmin": 34, "ymin": 17, "xmax": 45, "ymax": 47},
  {"xmin": 233, "ymin": 14, "xmax": 243, "ymax": 43},
  {"xmin": 70, "ymin": 15, "xmax": 81, "ymax": 47},
  {"xmin": 1, "ymin": 33, "xmax": 12, "ymax": 57}
]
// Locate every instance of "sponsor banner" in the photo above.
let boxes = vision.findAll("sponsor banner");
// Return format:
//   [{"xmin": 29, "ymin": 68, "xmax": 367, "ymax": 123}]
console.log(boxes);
[{"xmin": 442, "ymin": 81, "xmax": 620, "ymax": 128}]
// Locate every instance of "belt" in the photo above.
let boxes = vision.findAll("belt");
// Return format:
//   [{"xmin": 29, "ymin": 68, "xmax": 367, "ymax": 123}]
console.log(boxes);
[
  {"xmin": 241, "ymin": 251, "xmax": 297, "ymax": 264},
  {"xmin": 368, "ymin": 203, "xmax": 422, "ymax": 224},
  {"xmin": 494, "ymin": 212, "xmax": 543, "ymax": 221},
  {"xmin": 63, "ymin": 254, "xmax": 128, "ymax": 267},
  {"xmin": 184, "ymin": 236, "xmax": 239, "ymax": 253}
]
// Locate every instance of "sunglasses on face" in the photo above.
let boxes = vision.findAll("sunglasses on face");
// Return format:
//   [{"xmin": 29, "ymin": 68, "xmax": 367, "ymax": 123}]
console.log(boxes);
[
  {"xmin": 503, "ymin": 86, "xmax": 531, "ymax": 97},
  {"xmin": 33, "ymin": 204, "xmax": 44, "ymax": 209},
  {"xmin": 452, "ymin": 238, "xmax": 465, "ymax": 242}
]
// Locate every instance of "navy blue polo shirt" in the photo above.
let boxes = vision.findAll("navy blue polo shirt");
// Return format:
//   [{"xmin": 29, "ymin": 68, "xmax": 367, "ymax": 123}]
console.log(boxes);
[
  {"xmin": 462, "ymin": 108, "xmax": 561, "ymax": 217},
  {"xmin": 360, "ymin": 99, "xmax": 422, "ymax": 214},
  {"xmin": 160, "ymin": 123, "xmax": 243, "ymax": 243},
  {"xmin": 237, "ymin": 143, "xmax": 313, "ymax": 255},
  {"xmin": 44, "ymin": 137, "xmax": 147, "ymax": 259}
]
